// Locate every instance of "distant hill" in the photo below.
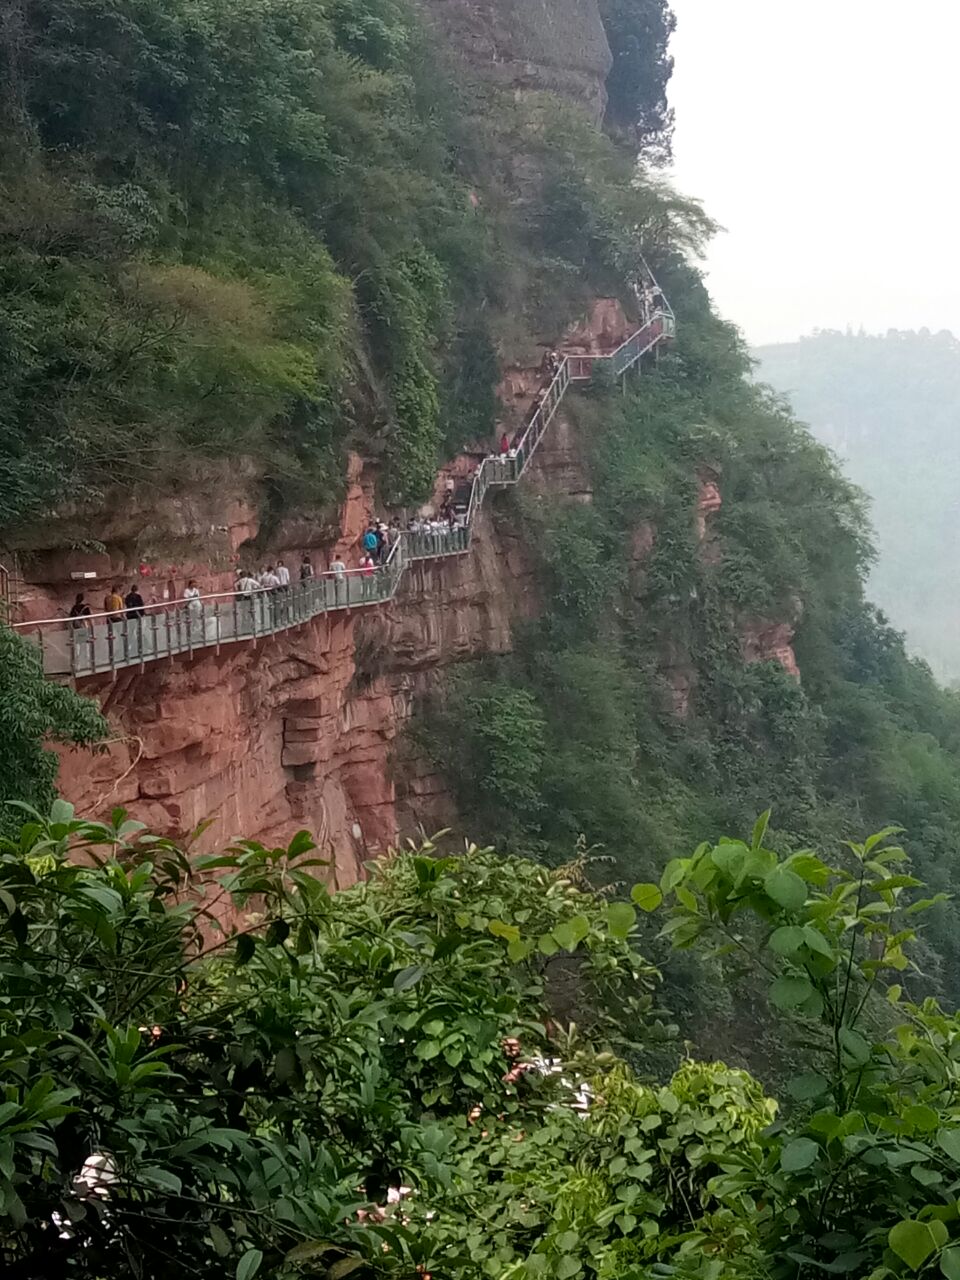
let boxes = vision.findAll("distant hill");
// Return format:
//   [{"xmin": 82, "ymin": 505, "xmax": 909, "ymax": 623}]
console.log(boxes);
[{"xmin": 754, "ymin": 329, "xmax": 960, "ymax": 681}]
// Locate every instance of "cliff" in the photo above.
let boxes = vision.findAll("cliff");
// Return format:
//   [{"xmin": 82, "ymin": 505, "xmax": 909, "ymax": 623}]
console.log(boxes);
[{"xmin": 418, "ymin": 0, "xmax": 612, "ymax": 119}]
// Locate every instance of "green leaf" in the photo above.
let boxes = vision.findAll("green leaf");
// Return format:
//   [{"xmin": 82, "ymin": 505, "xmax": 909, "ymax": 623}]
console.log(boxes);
[
  {"xmin": 538, "ymin": 933, "xmax": 559, "ymax": 956},
  {"xmin": 889, "ymin": 1220, "xmax": 938, "ymax": 1270},
  {"xmin": 787, "ymin": 1073, "xmax": 830, "ymax": 1101},
  {"xmin": 937, "ymin": 1127, "xmax": 960, "ymax": 1163},
  {"xmin": 764, "ymin": 866, "xmax": 807, "ymax": 911},
  {"xmin": 274, "ymin": 1047, "xmax": 297, "ymax": 1083},
  {"xmin": 209, "ymin": 1224, "xmax": 232, "ymax": 1257},
  {"xmin": 553, "ymin": 921, "xmax": 579, "ymax": 952},
  {"xmin": 780, "ymin": 1137, "xmax": 819, "ymax": 1171},
  {"xmin": 751, "ymin": 810, "xmax": 771, "ymax": 850},
  {"xmin": 903, "ymin": 1104, "xmax": 939, "ymax": 1133},
  {"xmin": 393, "ymin": 965, "xmax": 424, "ymax": 992},
  {"xmin": 631, "ymin": 883, "xmax": 663, "ymax": 912},
  {"xmin": 941, "ymin": 1246, "xmax": 960, "ymax": 1280},
  {"xmin": 769, "ymin": 925, "xmax": 805, "ymax": 956},
  {"xmin": 237, "ymin": 1249, "xmax": 263, "ymax": 1280},
  {"xmin": 235, "ymin": 934, "xmax": 255, "ymax": 966},
  {"xmin": 139, "ymin": 1166, "xmax": 183, "ymax": 1194},
  {"xmin": 265, "ymin": 918, "xmax": 290, "ymax": 947},
  {"xmin": 770, "ymin": 975, "xmax": 814, "ymax": 1010},
  {"xmin": 489, "ymin": 919, "xmax": 520, "ymax": 944},
  {"xmin": 328, "ymin": 1259, "xmax": 366, "ymax": 1280},
  {"xmin": 801, "ymin": 925, "xmax": 835, "ymax": 960},
  {"xmin": 660, "ymin": 859, "xmax": 689, "ymax": 893},
  {"xmin": 607, "ymin": 902, "xmax": 636, "ymax": 939},
  {"xmin": 556, "ymin": 1257, "xmax": 581, "ymax": 1280},
  {"xmin": 415, "ymin": 1039, "xmax": 441, "ymax": 1060},
  {"xmin": 839, "ymin": 1027, "xmax": 871, "ymax": 1067},
  {"xmin": 285, "ymin": 1240, "xmax": 337, "ymax": 1263},
  {"xmin": 507, "ymin": 938, "xmax": 529, "ymax": 962}
]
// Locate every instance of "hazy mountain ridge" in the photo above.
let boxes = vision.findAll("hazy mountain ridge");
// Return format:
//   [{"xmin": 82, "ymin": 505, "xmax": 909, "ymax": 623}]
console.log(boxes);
[{"xmin": 755, "ymin": 328, "xmax": 960, "ymax": 680}]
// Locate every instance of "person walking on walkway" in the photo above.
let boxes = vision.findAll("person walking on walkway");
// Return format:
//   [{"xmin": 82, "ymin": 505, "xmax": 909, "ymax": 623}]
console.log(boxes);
[
  {"xmin": 69, "ymin": 594, "xmax": 91, "ymax": 626},
  {"xmin": 235, "ymin": 570, "xmax": 261, "ymax": 633},
  {"xmin": 104, "ymin": 585, "xmax": 124, "ymax": 626},
  {"xmin": 359, "ymin": 553, "xmax": 376, "ymax": 601},
  {"xmin": 299, "ymin": 556, "xmax": 314, "ymax": 582},
  {"xmin": 362, "ymin": 524, "xmax": 379, "ymax": 564},
  {"xmin": 124, "ymin": 586, "xmax": 145, "ymax": 618},
  {"xmin": 330, "ymin": 555, "xmax": 347, "ymax": 605},
  {"xmin": 276, "ymin": 559, "xmax": 290, "ymax": 589}
]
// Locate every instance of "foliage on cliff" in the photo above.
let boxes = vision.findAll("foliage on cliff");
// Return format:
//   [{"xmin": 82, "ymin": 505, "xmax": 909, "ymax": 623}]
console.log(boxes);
[
  {"xmin": 0, "ymin": 627, "xmax": 105, "ymax": 835},
  {"xmin": 420, "ymin": 260, "xmax": 960, "ymax": 1026},
  {"xmin": 6, "ymin": 806, "xmax": 960, "ymax": 1280},
  {"xmin": 599, "ymin": 0, "xmax": 676, "ymax": 158},
  {"xmin": 0, "ymin": 0, "xmax": 491, "ymax": 524},
  {"xmin": 0, "ymin": 0, "xmax": 689, "ymax": 531},
  {"xmin": 756, "ymin": 328, "xmax": 960, "ymax": 682}
]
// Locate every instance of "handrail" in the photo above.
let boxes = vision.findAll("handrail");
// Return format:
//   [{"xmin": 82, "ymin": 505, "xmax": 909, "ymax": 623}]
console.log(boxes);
[{"xmin": 13, "ymin": 307, "xmax": 673, "ymax": 678}]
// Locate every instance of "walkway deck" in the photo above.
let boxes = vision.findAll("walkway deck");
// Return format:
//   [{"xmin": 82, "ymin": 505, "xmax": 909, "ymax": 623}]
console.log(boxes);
[{"xmin": 14, "ymin": 310, "xmax": 675, "ymax": 678}]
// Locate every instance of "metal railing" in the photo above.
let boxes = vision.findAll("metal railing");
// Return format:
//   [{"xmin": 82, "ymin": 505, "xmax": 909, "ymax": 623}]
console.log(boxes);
[{"xmin": 13, "ymin": 309, "xmax": 673, "ymax": 678}]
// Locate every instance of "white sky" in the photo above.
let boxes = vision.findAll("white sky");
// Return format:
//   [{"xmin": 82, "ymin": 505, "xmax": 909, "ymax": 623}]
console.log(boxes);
[{"xmin": 667, "ymin": 0, "xmax": 960, "ymax": 345}]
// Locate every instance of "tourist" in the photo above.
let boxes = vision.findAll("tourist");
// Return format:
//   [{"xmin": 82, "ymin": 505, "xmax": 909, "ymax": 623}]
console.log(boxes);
[
  {"xmin": 329, "ymin": 554, "xmax": 347, "ymax": 604},
  {"xmin": 68, "ymin": 594, "xmax": 91, "ymax": 627},
  {"xmin": 259, "ymin": 565, "xmax": 281, "ymax": 591},
  {"xmin": 359, "ymin": 552, "xmax": 376, "ymax": 601},
  {"xmin": 124, "ymin": 585, "xmax": 145, "ymax": 618},
  {"xmin": 362, "ymin": 524, "xmax": 379, "ymax": 562},
  {"xmin": 299, "ymin": 555, "xmax": 314, "ymax": 582},
  {"xmin": 500, "ymin": 432, "xmax": 509, "ymax": 455},
  {"xmin": 236, "ymin": 570, "xmax": 260, "ymax": 598},
  {"xmin": 183, "ymin": 579, "xmax": 202, "ymax": 619},
  {"xmin": 103, "ymin": 585, "xmax": 124, "ymax": 625},
  {"xmin": 276, "ymin": 559, "xmax": 291, "ymax": 589}
]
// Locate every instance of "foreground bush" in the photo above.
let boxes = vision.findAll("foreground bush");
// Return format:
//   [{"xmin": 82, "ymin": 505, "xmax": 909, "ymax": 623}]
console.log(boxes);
[{"xmin": 3, "ymin": 805, "xmax": 960, "ymax": 1279}]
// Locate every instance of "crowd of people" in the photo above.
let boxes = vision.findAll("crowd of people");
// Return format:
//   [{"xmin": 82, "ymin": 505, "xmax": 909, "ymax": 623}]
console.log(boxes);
[{"xmin": 63, "ymin": 512, "xmax": 472, "ymax": 632}]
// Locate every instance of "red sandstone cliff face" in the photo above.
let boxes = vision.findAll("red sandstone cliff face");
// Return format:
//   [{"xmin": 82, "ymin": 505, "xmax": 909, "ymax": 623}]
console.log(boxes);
[{"xmin": 54, "ymin": 488, "xmax": 541, "ymax": 881}]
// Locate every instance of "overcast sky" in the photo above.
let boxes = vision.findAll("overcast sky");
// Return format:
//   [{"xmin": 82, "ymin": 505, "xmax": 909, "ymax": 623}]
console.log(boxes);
[{"xmin": 667, "ymin": 0, "xmax": 960, "ymax": 346}]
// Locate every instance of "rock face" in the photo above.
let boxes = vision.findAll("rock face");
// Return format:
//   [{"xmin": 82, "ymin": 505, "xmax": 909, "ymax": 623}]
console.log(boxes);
[
  {"xmin": 53, "ymin": 446, "xmax": 545, "ymax": 876},
  {"xmin": 418, "ymin": 0, "xmax": 612, "ymax": 120}
]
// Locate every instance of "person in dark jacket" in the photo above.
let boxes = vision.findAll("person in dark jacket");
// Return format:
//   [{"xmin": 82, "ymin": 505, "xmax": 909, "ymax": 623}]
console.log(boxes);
[{"xmin": 125, "ymin": 586, "xmax": 146, "ymax": 618}]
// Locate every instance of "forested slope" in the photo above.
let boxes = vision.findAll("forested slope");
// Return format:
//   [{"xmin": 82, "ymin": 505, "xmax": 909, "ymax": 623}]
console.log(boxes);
[{"xmin": 419, "ymin": 275, "xmax": 960, "ymax": 1025}]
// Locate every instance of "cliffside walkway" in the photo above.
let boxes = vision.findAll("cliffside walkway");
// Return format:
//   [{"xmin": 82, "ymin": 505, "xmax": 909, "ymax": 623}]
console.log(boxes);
[{"xmin": 15, "ymin": 309, "xmax": 675, "ymax": 679}]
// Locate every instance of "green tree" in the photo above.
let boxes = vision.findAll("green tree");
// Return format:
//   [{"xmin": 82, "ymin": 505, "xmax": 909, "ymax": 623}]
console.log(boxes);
[
  {"xmin": 598, "ymin": 0, "xmax": 677, "ymax": 158},
  {"xmin": 0, "ymin": 627, "xmax": 105, "ymax": 832}
]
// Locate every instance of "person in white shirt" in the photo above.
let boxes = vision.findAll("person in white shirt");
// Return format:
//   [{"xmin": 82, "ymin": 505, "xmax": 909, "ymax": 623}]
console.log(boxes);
[
  {"xmin": 329, "ymin": 557, "xmax": 347, "ymax": 603},
  {"xmin": 260, "ymin": 567, "xmax": 281, "ymax": 590},
  {"xmin": 276, "ymin": 560, "xmax": 291, "ymax": 588},
  {"xmin": 183, "ymin": 580, "xmax": 202, "ymax": 618},
  {"xmin": 236, "ymin": 572, "xmax": 261, "ymax": 597}
]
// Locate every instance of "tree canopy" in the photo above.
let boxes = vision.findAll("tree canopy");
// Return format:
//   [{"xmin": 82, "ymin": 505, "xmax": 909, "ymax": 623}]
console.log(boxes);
[{"xmin": 4, "ymin": 804, "xmax": 960, "ymax": 1280}]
